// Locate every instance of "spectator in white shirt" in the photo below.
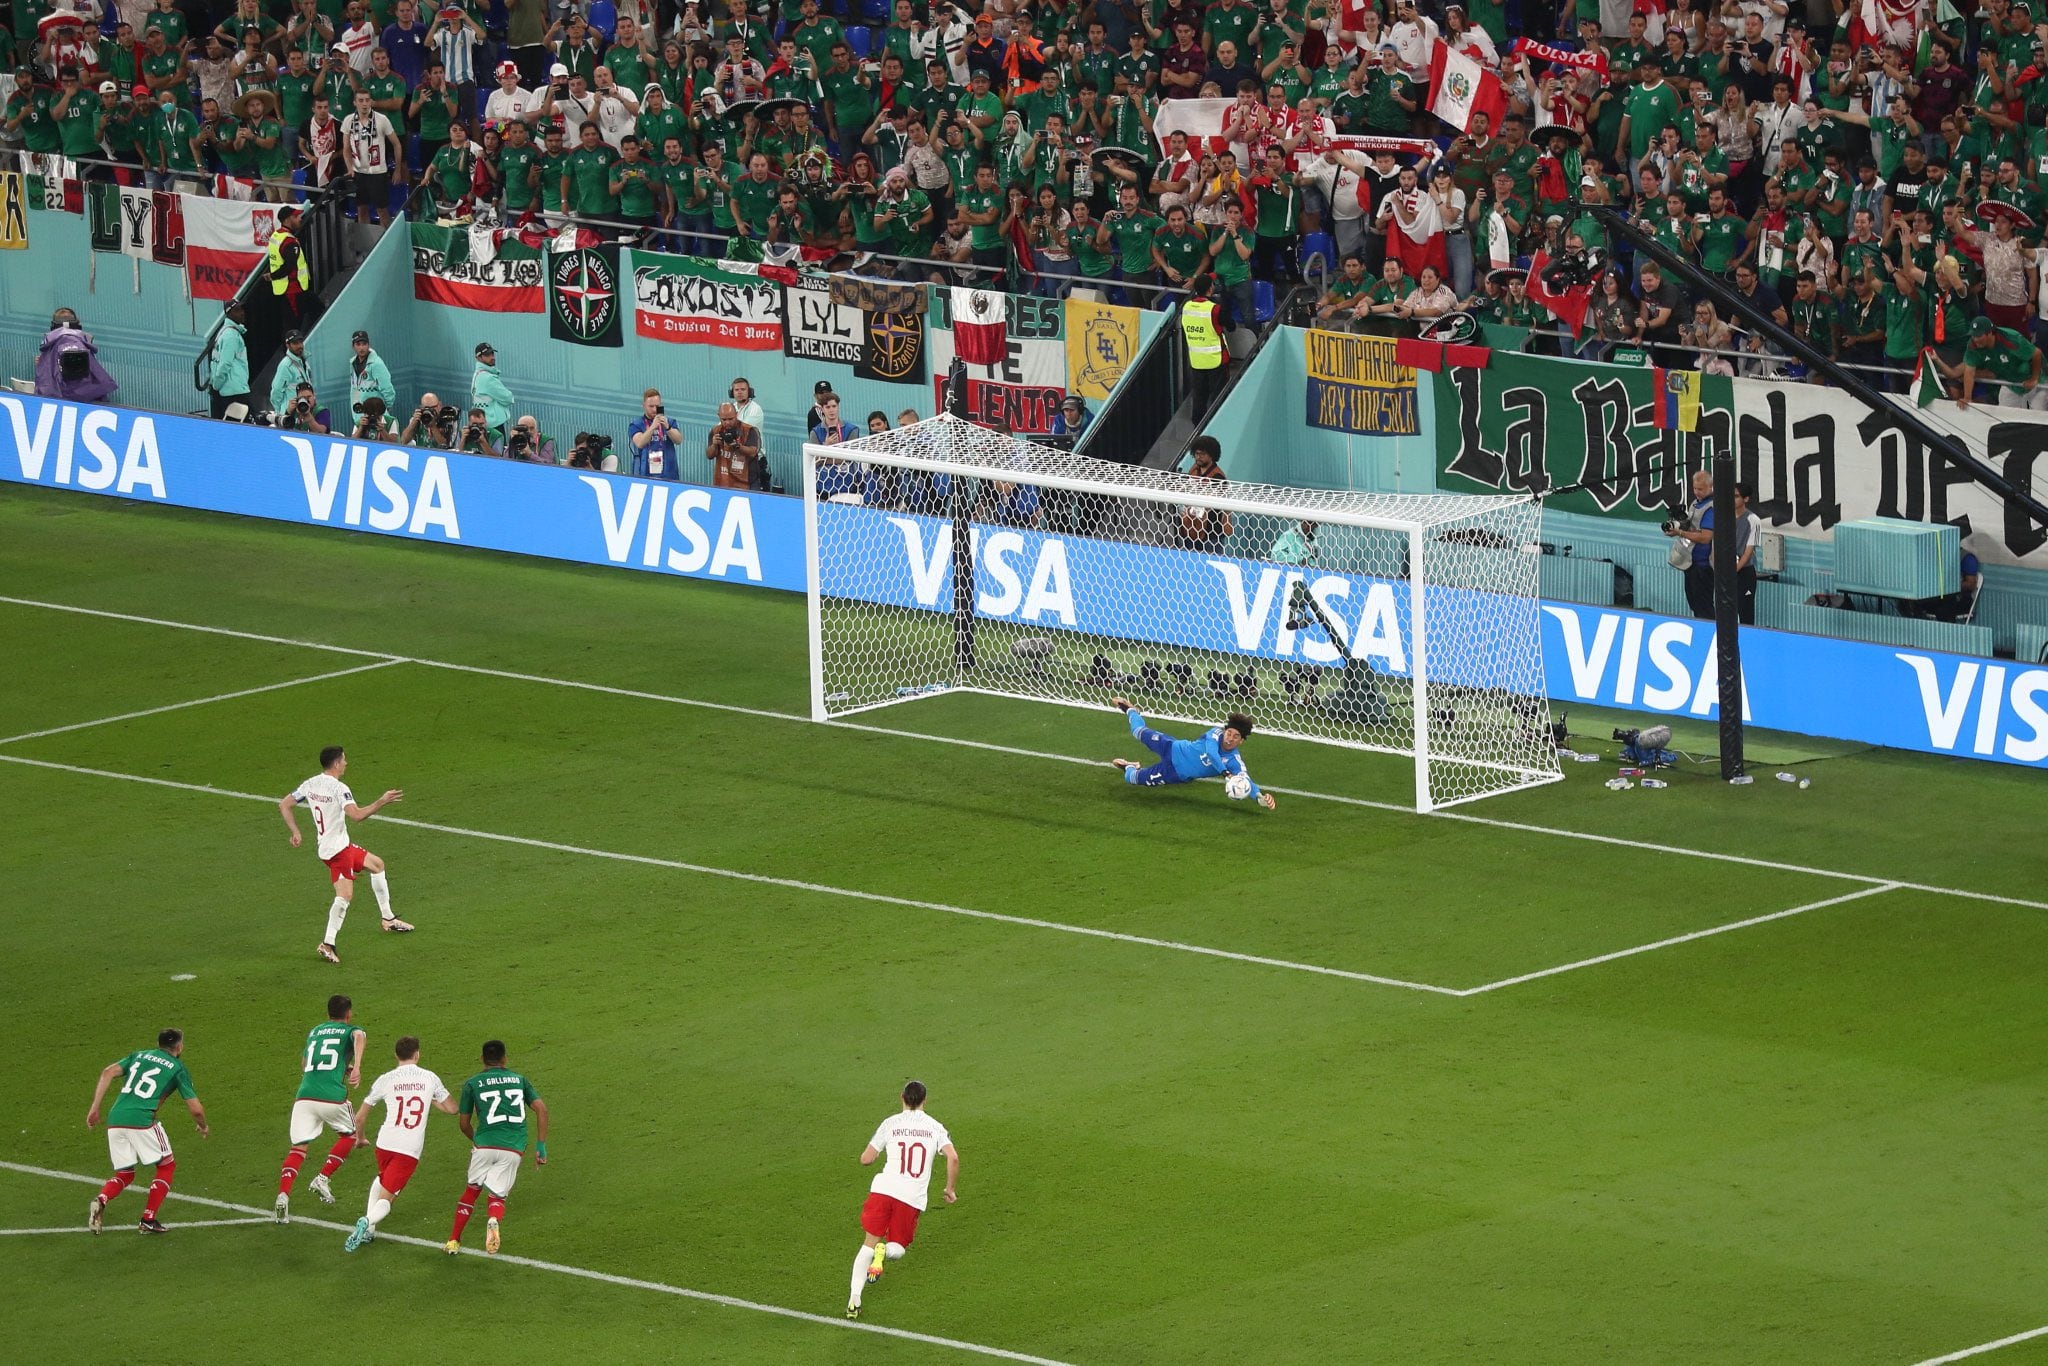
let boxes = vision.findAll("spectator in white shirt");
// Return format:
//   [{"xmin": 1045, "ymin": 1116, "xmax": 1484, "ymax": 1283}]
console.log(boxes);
[
  {"xmin": 1387, "ymin": 0, "xmax": 1438, "ymax": 82},
  {"xmin": 727, "ymin": 376, "xmax": 766, "ymax": 434},
  {"xmin": 590, "ymin": 66, "xmax": 639, "ymax": 148},
  {"xmin": 483, "ymin": 60, "xmax": 537, "ymax": 126},
  {"xmin": 341, "ymin": 88, "xmax": 404, "ymax": 225},
  {"xmin": 339, "ymin": 0, "xmax": 379, "ymax": 75}
]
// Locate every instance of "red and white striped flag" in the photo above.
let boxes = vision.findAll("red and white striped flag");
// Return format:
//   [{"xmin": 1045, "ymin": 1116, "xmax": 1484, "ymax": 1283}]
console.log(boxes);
[
  {"xmin": 180, "ymin": 194, "xmax": 276, "ymax": 301},
  {"xmin": 1426, "ymin": 39, "xmax": 1506, "ymax": 135}
]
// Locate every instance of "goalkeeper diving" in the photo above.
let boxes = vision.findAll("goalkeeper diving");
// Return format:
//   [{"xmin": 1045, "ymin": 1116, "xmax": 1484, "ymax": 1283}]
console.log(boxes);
[{"xmin": 1109, "ymin": 698, "xmax": 1277, "ymax": 810}]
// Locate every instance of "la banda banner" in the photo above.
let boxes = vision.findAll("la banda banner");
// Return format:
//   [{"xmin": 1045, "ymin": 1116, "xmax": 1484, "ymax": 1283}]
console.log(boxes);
[
  {"xmin": 4, "ymin": 389, "xmax": 2044, "ymax": 770},
  {"xmin": 1435, "ymin": 352, "xmax": 2048, "ymax": 569}
]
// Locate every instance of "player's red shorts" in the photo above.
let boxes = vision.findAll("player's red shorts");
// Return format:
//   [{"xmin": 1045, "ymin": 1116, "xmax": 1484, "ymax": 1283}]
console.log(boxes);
[
  {"xmin": 373, "ymin": 1147, "xmax": 418, "ymax": 1194},
  {"xmin": 860, "ymin": 1192, "xmax": 921, "ymax": 1247},
  {"xmin": 324, "ymin": 844, "xmax": 370, "ymax": 883}
]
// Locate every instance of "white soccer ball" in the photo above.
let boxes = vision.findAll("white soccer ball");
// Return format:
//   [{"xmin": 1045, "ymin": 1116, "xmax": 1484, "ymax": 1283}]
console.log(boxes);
[{"xmin": 1224, "ymin": 772, "xmax": 1253, "ymax": 800}]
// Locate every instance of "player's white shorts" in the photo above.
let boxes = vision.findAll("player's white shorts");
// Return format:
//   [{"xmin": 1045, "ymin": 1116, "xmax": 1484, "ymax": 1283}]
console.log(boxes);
[
  {"xmin": 107, "ymin": 1123, "xmax": 171, "ymax": 1170},
  {"xmin": 465, "ymin": 1147, "xmax": 521, "ymax": 1198},
  {"xmin": 288, "ymin": 1099, "xmax": 356, "ymax": 1146}
]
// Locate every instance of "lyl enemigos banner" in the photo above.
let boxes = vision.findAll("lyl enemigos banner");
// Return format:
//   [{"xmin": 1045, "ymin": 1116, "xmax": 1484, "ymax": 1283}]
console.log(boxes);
[
  {"xmin": 1434, "ymin": 352, "xmax": 2048, "ymax": 568},
  {"xmin": 1304, "ymin": 330, "xmax": 1420, "ymax": 435}
]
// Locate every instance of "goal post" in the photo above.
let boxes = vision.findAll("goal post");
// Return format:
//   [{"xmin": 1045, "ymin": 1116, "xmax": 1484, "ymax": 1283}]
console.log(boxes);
[{"xmin": 802, "ymin": 415, "xmax": 1562, "ymax": 813}]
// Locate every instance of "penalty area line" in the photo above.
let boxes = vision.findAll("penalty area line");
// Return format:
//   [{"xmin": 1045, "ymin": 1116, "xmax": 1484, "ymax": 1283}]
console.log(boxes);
[
  {"xmin": 5, "ymin": 594, "xmax": 2044, "ymax": 915},
  {"xmin": 0, "ymin": 753, "xmax": 1466, "ymax": 997},
  {"xmin": 0, "ymin": 1163, "xmax": 1075, "ymax": 1366},
  {"xmin": 0, "ymin": 1216, "xmax": 273, "ymax": 1234},
  {"xmin": 1911, "ymin": 1323, "xmax": 2048, "ymax": 1365}
]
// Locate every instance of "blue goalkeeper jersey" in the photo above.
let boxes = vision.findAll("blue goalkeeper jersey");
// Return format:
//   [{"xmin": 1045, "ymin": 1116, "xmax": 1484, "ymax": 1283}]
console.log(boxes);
[{"xmin": 1135, "ymin": 711, "xmax": 1261, "ymax": 796}]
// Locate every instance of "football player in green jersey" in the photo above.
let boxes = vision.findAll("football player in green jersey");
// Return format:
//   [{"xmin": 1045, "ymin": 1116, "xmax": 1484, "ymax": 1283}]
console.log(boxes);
[
  {"xmin": 275, "ymin": 994, "xmax": 367, "ymax": 1223},
  {"xmin": 445, "ymin": 1040, "xmax": 549, "ymax": 1257},
  {"xmin": 87, "ymin": 1028, "xmax": 209, "ymax": 1235}
]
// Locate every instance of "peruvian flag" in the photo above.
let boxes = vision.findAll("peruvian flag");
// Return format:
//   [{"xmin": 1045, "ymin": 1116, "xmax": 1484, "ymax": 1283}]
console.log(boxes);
[
  {"xmin": 1425, "ymin": 39, "xmax": 1506, "ymax": 135},
  {"xmin": 180, "ymin": 194, "xmax": 276, "ymax": 301},
  {"xmin": 950, "ymin": 286, "xmax": 1006, "ymax": 366}
]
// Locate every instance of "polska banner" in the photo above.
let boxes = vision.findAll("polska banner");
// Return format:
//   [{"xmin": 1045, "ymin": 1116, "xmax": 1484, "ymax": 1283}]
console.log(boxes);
[
  {"xmin": 411, "ymin": 220, "xmax": 544, "ymax": 312},
  {"xmin": 927, "ymin": 289, "xmax": 1068, "ymax": 434},
  {"xmin": 631, "ymin": 252, "xmax": 785, "ymax": 349},
  {"xmin": 1434, "ymin": 352, "xmax": 2048, "ymax": 568},
  {"xmin": 1303, "ymin": 330, "xmax": 1420, "ymax": 435},
  {"xmin": 1064, "ymin": 297, "xmax": 1140, "ymax": 401},
  {"xmin": 782, "ymin": 272, "xmax": 862, "ymax": 365}
]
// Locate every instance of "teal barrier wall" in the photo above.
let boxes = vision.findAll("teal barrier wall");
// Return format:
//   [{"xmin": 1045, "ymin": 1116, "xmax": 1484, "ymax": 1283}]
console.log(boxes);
[
  {"xmin": 0, "ymin": 211, "xmax": 217, "ymax": 417},
  {"xmin": 1202, "ymin": 326, "xmax": 1435, "ymax": 494}
]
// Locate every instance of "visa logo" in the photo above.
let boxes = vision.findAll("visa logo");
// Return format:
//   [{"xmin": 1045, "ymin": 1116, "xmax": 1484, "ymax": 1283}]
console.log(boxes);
[
  {"xmin": 888, "ymin": 517, "xmax": 1077, "ymax": 623},
  {"xmin": 1207, "ymin": 562, "xmax": 1408, "ymax": 670},
  {"xmin": 584, "ymin": 476, "xmax": 762, "ymax": 580},
  {"xmin": 288, "ymin": 438, "xmax": 461, "ymax": 538},
  {"xmin": 1542, "ymin": 607, "xmax": 1753, "ymax": 718},
  {"xmin": 0, "ymin": 395, "xmax": 165, "ymax": 498},
  {"xmin": 1896, "ymin": 655, "xmax": 2048, "ymax": 762}
]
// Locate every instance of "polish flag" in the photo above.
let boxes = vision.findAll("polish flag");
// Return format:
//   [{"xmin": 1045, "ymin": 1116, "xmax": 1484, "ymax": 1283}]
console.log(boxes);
[
  {"xmin": 950, "ymin": 286, "xmax": 1006, "ymax": 366},
  {"xmin": 180, "ymin": 194, "xmax": 278, "ymax": 301},
  {"xmin": 1425, "ymin": 39, "xmax": 1506, "ymax": 135}
]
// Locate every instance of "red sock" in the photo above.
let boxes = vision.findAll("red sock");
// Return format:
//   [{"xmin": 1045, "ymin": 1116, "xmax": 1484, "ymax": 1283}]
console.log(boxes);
[
  {"xmin": 318, "ymin": 1135, "xmax": 356, "ymax": 1178},
  {"xmin": 486, "ymin": 1195, "xmax": 505, "ymax": 1222},
  {"xmin": 142, "ymin": 1159, "xmax": 175, "ymax": 1218},
  {"xmin": 279, "ymin": 1150, "xmax": 307, "ymax": 1194},
  {"xmin": 97, "ymin": 1170, "xmax": 134, "ymax": 1204},
  {"xmin": 449, "ymin": 1185, "xmax": 480, "ymax": 1242}
]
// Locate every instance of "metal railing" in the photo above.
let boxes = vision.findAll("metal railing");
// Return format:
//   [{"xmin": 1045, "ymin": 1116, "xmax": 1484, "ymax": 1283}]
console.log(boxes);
[
  {"xmin": 191, "ymin": 182, "xmax": 347, "ymax": 404},
  {"xmin": 1073, "ymin": 302, "xmax": 1184, "ymax": 467}
]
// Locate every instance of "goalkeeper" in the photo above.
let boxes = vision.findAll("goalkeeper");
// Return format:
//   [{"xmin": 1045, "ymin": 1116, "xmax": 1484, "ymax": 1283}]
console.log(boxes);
[{"xmin": 1108, "ymin": 698, "xmax": 1278, "ymax": 810}]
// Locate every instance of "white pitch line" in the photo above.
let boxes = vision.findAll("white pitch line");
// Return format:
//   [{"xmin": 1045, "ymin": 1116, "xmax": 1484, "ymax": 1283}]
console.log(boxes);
[
  {"xmin": 7, "ymin": 592, "xmax": 2044, "ymax": 915},
  {"xmin": 1911, "ymin": 1324, "xmax": 2048, "ymax": 1365},
  {"xmin": 0, "ymin": 753, "xmax": 1465, "ymax": 997},
  {"xmin": 0, "ymin": 1161, "xmax": 1076, "ymax": 1365},
  {"xmin": 0, "ymin": 1217, "xmax": 272, "ymax": 1235},
  {"xmin": 0, "ymin": 661, "xmax": 404, "ymax": 746},
  {"xmin": 1453, "ymin": 885, "xmax": 1904, "ymax": 996}
]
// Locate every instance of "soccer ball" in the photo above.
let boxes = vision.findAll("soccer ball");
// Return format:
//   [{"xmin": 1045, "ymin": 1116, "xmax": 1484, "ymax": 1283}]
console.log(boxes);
[{"xmin": 1224, "ymin": 772, "xmax": 1253, "ymax": 801}]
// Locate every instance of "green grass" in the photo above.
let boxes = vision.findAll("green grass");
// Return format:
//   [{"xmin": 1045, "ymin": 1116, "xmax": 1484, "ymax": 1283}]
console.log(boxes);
[{"xmin": 4, "ymin": 484, "xmax": 2048, "ymax": 1365}]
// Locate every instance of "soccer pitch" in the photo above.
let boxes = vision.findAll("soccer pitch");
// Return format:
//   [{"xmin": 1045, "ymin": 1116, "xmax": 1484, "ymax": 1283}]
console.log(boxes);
[{"xmin": 5, "ymin": 484, "xmax": 2048, "ymax": 1365}]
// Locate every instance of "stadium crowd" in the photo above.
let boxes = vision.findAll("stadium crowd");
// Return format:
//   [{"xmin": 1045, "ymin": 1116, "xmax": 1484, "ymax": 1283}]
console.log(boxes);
[{"xmin": 16, "ymin": 0, "xmax": 2048, "ymax": 400}]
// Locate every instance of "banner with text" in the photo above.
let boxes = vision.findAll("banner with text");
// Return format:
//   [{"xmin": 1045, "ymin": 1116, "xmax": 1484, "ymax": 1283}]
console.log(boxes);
[
  {"xmin": 632, "ymin": 252, "xmax": 784, "ymax": 349},
  {"xmin": 927, "ymin": 289, "xmax": 1069, "ymax": 434},
  {"xmin": 1304, "ymin": 330, "xmax": 1421, "ymax": 435},
  {"xmin": 1435, "ymin": 353, "xmax": 2048, "ymax": 568},
  {"xmin": 3, "ymin": 391, "xmax": 2043, "ymax": 769}
]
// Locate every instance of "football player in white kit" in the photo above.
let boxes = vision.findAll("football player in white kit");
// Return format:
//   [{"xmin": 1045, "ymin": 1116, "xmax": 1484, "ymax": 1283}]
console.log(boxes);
[
  {"xmin": 278, "ymin": 745, "xmax": 410, "ymax": 963},
  {"xmin": 343, "ymin": 1035, "xmax": 456, "ymax": 1252},
  {"xmin": 847, "ymin": 1080, "xmax": 959, "ymax": 1318}
]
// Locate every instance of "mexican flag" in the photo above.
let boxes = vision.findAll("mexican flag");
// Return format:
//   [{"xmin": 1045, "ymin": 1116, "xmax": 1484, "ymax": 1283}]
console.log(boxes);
[
  {"xmin": 1912, "ymin": 347, "xmax": 1945, "ymax": 408},
  {"xmin": 411, "ymin": 220, "xmax": 543, "ymax": 312}
]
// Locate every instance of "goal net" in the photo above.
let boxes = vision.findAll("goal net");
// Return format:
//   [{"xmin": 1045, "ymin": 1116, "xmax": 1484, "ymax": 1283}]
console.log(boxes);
[{"xmin": 802, "ymin": 415, "xmax": 1561, "ymax": 813}]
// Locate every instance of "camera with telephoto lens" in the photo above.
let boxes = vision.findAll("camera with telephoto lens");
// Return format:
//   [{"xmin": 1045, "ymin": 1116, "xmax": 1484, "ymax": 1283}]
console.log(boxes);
[
  {"xmin": 1660, "ymin": 508, "xmax": 1694, "ymax": 536},
  {"xmin": 507, "ymin": 429, "xmax": 531, "ymax": 457},
  {"xmin": 1540, "ymin": 246, "xmax": 1606, "ymax": 293},
  {"xmin": 566, "ymin": 431, "xmax": 613, "ymax": 469}
]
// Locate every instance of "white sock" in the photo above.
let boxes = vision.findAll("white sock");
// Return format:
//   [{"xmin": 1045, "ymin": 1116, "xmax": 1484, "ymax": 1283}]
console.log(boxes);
[
  {"xmin": 369, "ymin": 871, "xmax": 393, "ymax": 918},
  {"xmin": 323, "ymin": 898, "xmax": 348, "ymax": 945},
  {"xmin": 885, "ymin": 1242, "xmax": 906, "ymax": 1260},
  {"xmin": 849, "ymin": 1245, "xmax": 871, "ymax": 1305},
  {"xmin": 366, "ymin": 1196, "xmax": 391, "ymax": 1228}
]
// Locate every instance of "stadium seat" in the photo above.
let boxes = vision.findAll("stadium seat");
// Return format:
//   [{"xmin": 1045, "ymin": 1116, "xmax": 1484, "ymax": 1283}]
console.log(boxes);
[
  {"xmin": 861, "ymin": 0, "xmax": 891, "ymax": 23},
  {"xmin": 845, "ymin": 25, "xmax": 872, "ymax": 59},
  {"xmin": 1251, "ymin": 281, "xmax": 1275, "ymax": 325},
  {"xmin": 1297, "ymin": 231, "xmax": 1335, "ymax": 284}
]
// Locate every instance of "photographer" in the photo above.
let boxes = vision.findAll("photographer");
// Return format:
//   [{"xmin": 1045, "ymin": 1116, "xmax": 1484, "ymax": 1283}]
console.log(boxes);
[
  {"xmin": 1662, "ymin": 469, "xmax": 1717, "ymax": 620},
  {"xmin": 457, "ymin": 406, "xmax": 501, "ymax": 458},
  {"xmin": 279, "ymin": 382, "xmax": 332, "ymax": 434},
  {"xmin": 347, "ymin": 330, "xmax": 395, "ymax": 417},
  {"xmin": 401, "ymin": 393, "xmax": 458, "ymax": 449},
  {"xmin": 351, "ymin": 395, "xmax": 398, "ymax": 440},
  {"xmin": 628, "ymin": 387, "xmax": 682, "ymax": 480},
  {"xmin": 566, "ymin": 431, "xmax": 618, "ymax": 472},
  {"xmin": 704, "ymin": 401, "xmax": 761, "ymax": 490},
  {"xmin": 505, "ymin": 415, "xmax": 556, "ymax": 464}
]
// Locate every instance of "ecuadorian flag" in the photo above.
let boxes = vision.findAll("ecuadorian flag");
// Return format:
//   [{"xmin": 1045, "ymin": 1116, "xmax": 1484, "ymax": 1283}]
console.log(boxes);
[{"xmin": 1650, "ymin": 367, "xmax": 1702, "ymax": 432}]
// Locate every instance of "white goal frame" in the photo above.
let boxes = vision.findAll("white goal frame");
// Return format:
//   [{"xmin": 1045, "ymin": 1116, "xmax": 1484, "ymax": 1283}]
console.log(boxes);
[{"xmin": 802, "ymin": 415, "xmax": 1562, "ymax": 813}]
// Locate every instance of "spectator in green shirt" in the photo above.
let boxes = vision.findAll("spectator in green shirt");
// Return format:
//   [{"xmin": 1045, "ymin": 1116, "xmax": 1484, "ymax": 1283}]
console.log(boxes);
[
  {"xmin": 497, "ymin": 117, "xmax": 540, "ymax": 213},
  {"xmin": 1065, "ymin": 198, "xmax": 1115, "ymax": 281},
  {"xmin": 1210, "ymin": 200, "xmax": 1258, "ymax": 328},
  {"xmin": 729, "ymin": 150, "xmax": 782, "ymax": 241},
  {"xmin": 563, "ymin": 121, "xmax": 621, "ymax": 217},
  {"xmin": 1956, "ymin": 314, "xmax": 2047, "ymax": 409},
  {"xmin": 427, "ymin": 118, "xmax": 480, "ymax": 212},
  {"xmin": 953, "ymin": 161, "xmax": 1006, "ymax": 270},
  {"xmin": 1102, "ymin": 182, "xmax": 1164, "ymax": 306},
  {"xmin": 50, "ymin": 68, "xmax": 103, "ymax": 159},
  {"xmin": 1152, "ymin": 203, "xmax": 1210, "ymax": 289},
  {"xmin": 612, "ymin": 134, "xmax": 662, "ymax": 231}
]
